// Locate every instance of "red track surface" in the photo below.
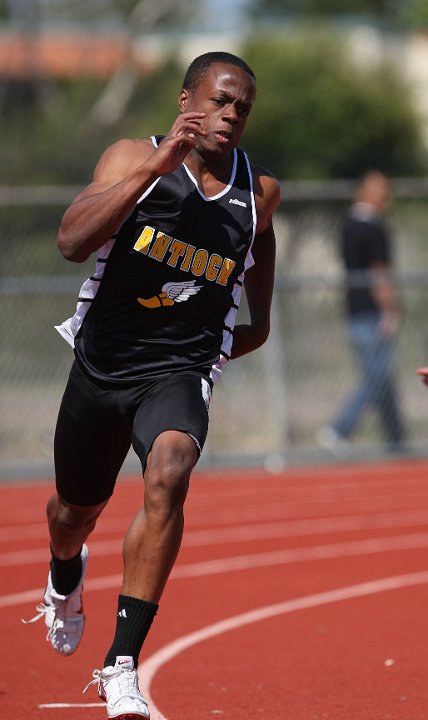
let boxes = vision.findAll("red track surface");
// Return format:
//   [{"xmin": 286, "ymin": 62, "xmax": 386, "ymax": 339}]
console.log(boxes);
[{"xmin": 2, "ymin": 459, "xmax": 428, "ymax": 719}]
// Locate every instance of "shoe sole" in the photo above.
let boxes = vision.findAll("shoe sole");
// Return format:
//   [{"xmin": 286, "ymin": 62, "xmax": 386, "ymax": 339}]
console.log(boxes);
[
  {"xmin": 107, "ymin": 714, "xmax": 150, "ymax": 719},
  {"xmin": 99, "ymin": 693, "xmax": 149, "ymax": 720}
]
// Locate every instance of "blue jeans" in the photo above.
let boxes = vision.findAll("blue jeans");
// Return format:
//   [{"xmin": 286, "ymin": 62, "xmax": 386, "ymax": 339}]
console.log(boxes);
[{"xmin": 333, "ymin": 313, "xmax": 405, "ymax": 445}]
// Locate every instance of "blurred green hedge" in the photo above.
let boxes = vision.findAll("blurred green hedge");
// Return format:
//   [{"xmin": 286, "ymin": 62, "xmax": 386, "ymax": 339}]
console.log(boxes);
[
  {"xmin": 1, "ymin": 27, "xmax": 426, "ymax": 185},
  {"xmin": 241, "ymin": 28, "xmax": 427, "ymax": 178}
]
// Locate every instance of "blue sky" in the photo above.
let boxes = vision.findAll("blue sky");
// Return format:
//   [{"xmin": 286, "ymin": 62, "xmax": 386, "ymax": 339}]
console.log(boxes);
[{"xmin": 200, "ymin": 0, "xmax": 250, "ymax": 30}]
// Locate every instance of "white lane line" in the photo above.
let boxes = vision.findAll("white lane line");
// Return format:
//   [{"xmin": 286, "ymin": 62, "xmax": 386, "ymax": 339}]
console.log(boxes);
[
  {"xmin": 4, "ymin": 509, "xmax": 428, "ymax": 565},
  {"xmin": 38, "ymin": 703, "xmax": 104, "ymax": 708},
  {"xmin": 182, "ymin": 510, "xmax": 428, "ymax": 546},
  {"xmin": 171, "ymin": 532, "xmax": 428, "ymax": 578},
  {"xmin": 6, "ymin": 531, "xmax": 428, "ymax": 609},
  {"xmin": 0, "ymin": 517, "xmax": 129, "ymax": 542},
  {"xmin": 201, "ymin": 494, "xmax": 428, "ymax": 526},
  {"xmin": 37, "ymin": 569, "xmax": 428, "ymax": 715},
  {"xmin": 138, "ymin": 569, "xmax": 428, "ymax": 720},
  {"xmin": 3, "ymin": 483, "xmax": 428, "ymax": 527}
]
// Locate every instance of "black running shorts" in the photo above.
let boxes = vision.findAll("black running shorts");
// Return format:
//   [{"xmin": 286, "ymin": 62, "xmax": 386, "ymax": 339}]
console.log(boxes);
[{"xmin": 54, "ymin": 361, "xmax": 211, "ymax": 506}]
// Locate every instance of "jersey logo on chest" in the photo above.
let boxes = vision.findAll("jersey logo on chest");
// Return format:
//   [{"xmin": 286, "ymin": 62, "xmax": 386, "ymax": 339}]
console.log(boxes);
[
  {"xmin": 137, "ymin": 280, "xmax": 202, "ymax": 309},
  {"xmin": 133, "ymin": 225, "xmax": 236, "ymax": 287}
]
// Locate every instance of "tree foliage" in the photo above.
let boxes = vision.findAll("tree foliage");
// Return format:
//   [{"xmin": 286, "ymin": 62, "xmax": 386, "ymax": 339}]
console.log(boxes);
[
  {"xmin": 0, "ymin": 58, "xmax": 184, "ymax": 185},
  {"xmin": 249, "ymin": 0, "xmax": 400, "ymax": 18},
  {"xmin": 1, "ymin": 26, "xmax": 427, "ymax": 184},
  {"xmin": 248, "ymin": 0, "xmax": 428, "ymax": 28},
  {"xmin": 240, "ymin": 30, "xmax": 426, "ymax": 179},
  {"xmin": 400, "ymin": 0, "xmax": 428, "ymax": 28},
  {"xmin": 2, "ymin": 0, "xmax": 199, "ymax": 29},
  {"xmin": 0, "ymin": 0, "xmax": 193, "ymax": 185}
]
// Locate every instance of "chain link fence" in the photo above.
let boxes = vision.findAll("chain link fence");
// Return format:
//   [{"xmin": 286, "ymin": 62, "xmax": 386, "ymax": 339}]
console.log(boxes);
[{"xmin": 1, "ymin": 180, "xmax": 428, "ymax": 478}]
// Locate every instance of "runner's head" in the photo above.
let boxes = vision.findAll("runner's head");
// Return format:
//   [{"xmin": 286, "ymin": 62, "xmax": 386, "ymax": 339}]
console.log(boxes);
[{"xmin": 182, "ymin": 52, "xmax": 256, "ymax": 92}]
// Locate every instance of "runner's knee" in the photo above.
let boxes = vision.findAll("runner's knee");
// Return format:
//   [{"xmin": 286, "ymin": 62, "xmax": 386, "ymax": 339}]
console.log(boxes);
[
  {"xmin": 144, "ymin": 432, "xmax": 197, "ymax": 514},
  {"xmin": 47, "ymin": 493, "xmax": 107, "ymax": 535}
]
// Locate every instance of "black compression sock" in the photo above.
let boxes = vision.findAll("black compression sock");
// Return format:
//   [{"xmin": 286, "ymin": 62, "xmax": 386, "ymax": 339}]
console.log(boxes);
[
  {"xmin": 50, "ymin": 546, "xmax": 83, "ymax": 596},
  {"xmin": 104, "ymin": 594, "xmax": 159, "ymax": 668}
]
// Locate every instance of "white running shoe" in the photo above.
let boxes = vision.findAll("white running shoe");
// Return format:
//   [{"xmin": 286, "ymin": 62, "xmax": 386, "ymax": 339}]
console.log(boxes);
[
  {"xmin": 317, "ymin": 425, "xmax": 351, "ymax": 459},
  {"xmin": 84, "ymin": 656, "xmax": 150, "ymax": 719},
  {"xmin": 22, "ymin": 543, "xmax": 88, "ymax": 656}
]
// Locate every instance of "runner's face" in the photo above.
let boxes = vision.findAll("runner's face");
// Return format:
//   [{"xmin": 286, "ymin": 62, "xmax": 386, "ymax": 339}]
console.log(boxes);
[{"xmin": 179, "ymin": 63, "xmax": 256, "ymax": 155}]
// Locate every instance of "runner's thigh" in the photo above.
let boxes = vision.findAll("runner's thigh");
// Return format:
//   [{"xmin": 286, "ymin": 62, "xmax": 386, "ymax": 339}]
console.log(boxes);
[
  {"xmin": 132, "ymin": 372, "xmax": 211, "ymax": 473},
  {"xmin": 54, "ymin": 362, "xmax": 132, "ymax": 506}
]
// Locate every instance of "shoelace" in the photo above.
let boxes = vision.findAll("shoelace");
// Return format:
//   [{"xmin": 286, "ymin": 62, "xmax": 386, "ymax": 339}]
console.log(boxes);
[
  {"xmin": 83, "ymin": 667, "xmax": 147, "ymax": 707},
  {"xmin": 22, "ymin": 603, "xmax": 48, "ymax": 626},
  {"xmin": 22, "ymin": 603, "xmax": 77, "ymax": 641},
  {"xmin": 21, "ymin": 604, "xmax": 56, "ymax": 641},
  {"xmin": 21, "ymin": 603, "xmax": 53, "ymax": 640},
  {"xmin": 83, "ymin": 669, "xmax": 103, "ymax": 694}
]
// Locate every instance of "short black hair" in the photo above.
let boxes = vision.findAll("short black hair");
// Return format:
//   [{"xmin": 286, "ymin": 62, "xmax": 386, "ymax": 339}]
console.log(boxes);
[{"xmin": 182, "ymin": 51, "xmax": 256, "ymax": 91}]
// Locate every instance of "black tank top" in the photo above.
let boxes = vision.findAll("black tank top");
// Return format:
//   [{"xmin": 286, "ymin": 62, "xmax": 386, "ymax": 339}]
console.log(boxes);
[{"xmin": 56, "ymin": 138, "xmax": 257, "ymax": 384}]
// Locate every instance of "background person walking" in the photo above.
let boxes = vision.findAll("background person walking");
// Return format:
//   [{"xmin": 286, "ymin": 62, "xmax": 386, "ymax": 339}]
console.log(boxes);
[{"xmin": 318, "ymin": 171, "xmax": 406, "ymax": 457}]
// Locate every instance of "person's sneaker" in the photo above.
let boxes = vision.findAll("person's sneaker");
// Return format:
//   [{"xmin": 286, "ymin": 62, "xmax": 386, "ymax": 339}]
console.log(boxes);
[
  {"xmin": 317, "ymin": 425, "xmax": 351, "ymax": 459},
  {"xmin": 84, "ymin": 656, "xmax": 150, "ymax": 719},
  {"xmin": 22, "ymin": 543, "xmax": 88, "ymax": 655}
]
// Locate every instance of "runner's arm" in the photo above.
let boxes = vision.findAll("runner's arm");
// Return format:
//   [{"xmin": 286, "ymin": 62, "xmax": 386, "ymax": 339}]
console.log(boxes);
[{"xmin": 57, "ymin": 113, "xmax": 206, "ymax": 263}]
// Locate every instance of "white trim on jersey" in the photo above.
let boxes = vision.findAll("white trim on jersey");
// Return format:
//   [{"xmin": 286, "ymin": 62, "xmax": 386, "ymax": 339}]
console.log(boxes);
[
  {"xmin": 54, "ymin": 238, "xmax": 116, "ymax": 347},
  {"xmin": 243, "ymin": 150, "xmax": 258, "ymax": 270},
  {"xmin": 209, "ymin": 150, "xmax": 257, "ymax": 383},
  {"xmin": 135, "ymin": 136, "xmax": 163, "ymax": 204},
  {"xmin": 182, "ymin": 149, "xmax": 238, "ymax": 202}
]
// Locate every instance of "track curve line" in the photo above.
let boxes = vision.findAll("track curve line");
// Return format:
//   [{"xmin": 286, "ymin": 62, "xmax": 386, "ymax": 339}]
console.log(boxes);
[
  {"xmin": 138, "ymin": 569, "xmax": 428, "ymax": 720},
  {"xmin": 6, "ymin": 532, "xmax": 428, "ymax": 609}
]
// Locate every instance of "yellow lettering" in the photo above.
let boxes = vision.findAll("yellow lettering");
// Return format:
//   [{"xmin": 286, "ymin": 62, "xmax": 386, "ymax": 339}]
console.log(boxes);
[
  {"xmin": 133, "ymin": 226, "xmax": 155, "ymax": 254},
  {"xmin": 148, "ymin": 232, "xmax": 172, "ymax": 262},
  {"xmin": 134, "ymin": 227, "xmax": 238, "ymax": 289},
  {"xmin": 217, "ymin": 258, "xmax": 236, "ymax": 286},
  {"xmin": 167, "ymin": 240, "xmax": 187, "ymax": 268},
  {"xmin": 205, "ymin": 253, "xmax": 222, "ymax": 282},
  {"xmin": 180, "ymin": 244, "xmax": 196, "ymax": 272},
  {"xmin": 192, "ymin": 249, "xmax": 209, "ymax": 277}
]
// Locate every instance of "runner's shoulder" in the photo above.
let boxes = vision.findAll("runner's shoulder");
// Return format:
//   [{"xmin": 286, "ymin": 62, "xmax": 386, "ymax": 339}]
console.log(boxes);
[
  {"xmin": 94, "ymin": 138, "xmax": 155, "ymax": 180},
  {"xmin": 251, "ymin": 163, "xmax": 281, "ymax": 209}
]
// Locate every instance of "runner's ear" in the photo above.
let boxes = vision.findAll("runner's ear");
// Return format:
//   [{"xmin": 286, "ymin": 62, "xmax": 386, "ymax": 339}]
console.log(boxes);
[{"xmin": 178, "ymin": 89, "xmax": 188, "ymax": 112}]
